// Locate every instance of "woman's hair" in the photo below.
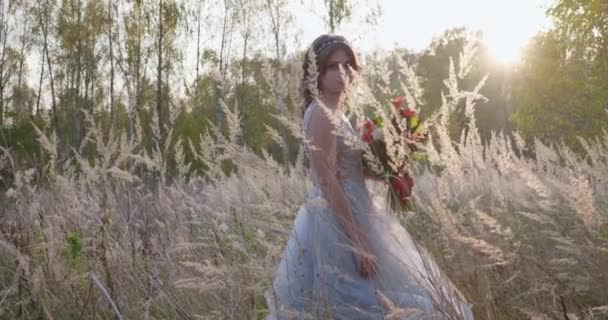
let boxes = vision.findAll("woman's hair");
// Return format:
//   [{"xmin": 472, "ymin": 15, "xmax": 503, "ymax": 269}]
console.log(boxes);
[{"xmin": 300, "ymin": 34, "xmax": 360, "ymax": 115}]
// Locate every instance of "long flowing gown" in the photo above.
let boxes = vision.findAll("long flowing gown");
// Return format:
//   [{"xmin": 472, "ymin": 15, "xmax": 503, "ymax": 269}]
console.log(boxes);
[{"xmin": 265, "ymin": 103, "xmax": 474, "ymax": 319}]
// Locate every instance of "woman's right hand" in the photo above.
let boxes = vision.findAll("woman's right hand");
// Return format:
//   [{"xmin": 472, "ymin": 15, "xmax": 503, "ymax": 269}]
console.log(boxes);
[{"xmin": 352, "ymin": 232, "xmax": 378, "ymax": 278}]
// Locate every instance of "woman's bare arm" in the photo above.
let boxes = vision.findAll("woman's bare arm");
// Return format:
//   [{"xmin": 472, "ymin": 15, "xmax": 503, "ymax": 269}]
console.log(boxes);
[
  {"xmin": 306, "ymin": 104, "xmax": 378, "ymax": 277},
  {"xmin": 306, "ymin": 105, "xmax": 360, "ymax": 241}
]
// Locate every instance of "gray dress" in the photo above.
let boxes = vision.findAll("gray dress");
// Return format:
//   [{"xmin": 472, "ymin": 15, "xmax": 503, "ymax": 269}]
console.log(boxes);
[{"xmin": 265, "ymin": 103, "xmax": 474, "ymax": 319}]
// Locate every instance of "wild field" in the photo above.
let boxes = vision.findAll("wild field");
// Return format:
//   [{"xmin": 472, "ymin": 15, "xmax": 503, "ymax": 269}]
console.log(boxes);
[{"xmin": 1, "ymin": 39, "xmax": 607, "ymax": 320}]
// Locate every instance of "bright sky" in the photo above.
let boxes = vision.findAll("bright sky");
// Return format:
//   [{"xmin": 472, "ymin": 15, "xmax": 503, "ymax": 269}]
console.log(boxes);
[
  {"xmin": 291, "ymin": 0, "xmax": 554, "ymax": 64},
  {"xmin": 23, "ymin": 0, "xmax": 555, "ymax": 106}
]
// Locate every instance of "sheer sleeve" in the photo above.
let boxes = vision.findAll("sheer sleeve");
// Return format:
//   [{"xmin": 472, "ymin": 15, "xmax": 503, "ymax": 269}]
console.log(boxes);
[{"xmin": 305, "ymin": 104, "xmax": 360, "ymax": 241}]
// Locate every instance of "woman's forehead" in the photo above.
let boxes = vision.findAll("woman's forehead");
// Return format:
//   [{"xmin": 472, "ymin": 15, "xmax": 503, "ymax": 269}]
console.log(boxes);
[{"xmin": 327, "ymin": 49, "xmax": 351, "ymax": 62}]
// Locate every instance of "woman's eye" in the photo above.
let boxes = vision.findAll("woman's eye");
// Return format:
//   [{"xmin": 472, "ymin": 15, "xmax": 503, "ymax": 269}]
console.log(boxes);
[{"xmin": 327, "ymin": 62, "xmax": 352, "ymax": 72}]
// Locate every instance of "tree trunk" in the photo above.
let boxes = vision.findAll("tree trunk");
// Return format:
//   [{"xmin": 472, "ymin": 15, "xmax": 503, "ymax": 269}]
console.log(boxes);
[
  {"xmin": 108, "ymin": 0, "xmax": 115, "ymax": 128},
  {"xmin": 0, "ymin": 60, "xmax": 4, "ymax": 128},
  {"xmin": 215, "ymin": 0, "xmax": 230, "ymax": 137},
  {"xmin": 75, "ymin": 0, "xmax": 83, "ymax": 149},
  {"xmin": 241, "ymin": 34, "xmax": 248, "ymax": 85},
  {"xmin": 266, "ymin": 0, "xmax": 290, "ymax": 164},
  {"xmin": 0, "ymin": 3, "xmax": 6, "ymax": 128},
  {"xmin": 39, "ymin": 3, "xmax": 59, "ymax": 137},
  {"xmin": 132, "ymin": 1, "xmax": 143, "ymax": 141},
  {"xmin": 17, "ymin": 19, "xmax": 26, "ymax": 89},
  {"xmin": 156, "ymin": 0, "xmax": 165, "ymax": 150},
  {"xmin": 35, "ymin": 43, "xmax": 45, "ymax": 115},
  {"xmin": 84, "ymin": 64, "xmax": 91, "ymax": 136},
  {"xmin": 195, "ymin": 0, "xmax": 202, "ymax": 113}
]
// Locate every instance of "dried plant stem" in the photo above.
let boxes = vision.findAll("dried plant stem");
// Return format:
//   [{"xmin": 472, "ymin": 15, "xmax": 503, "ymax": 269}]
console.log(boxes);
[{"xmin": 90, "ymin": 273, "xmax": 124, "ymax": 320}]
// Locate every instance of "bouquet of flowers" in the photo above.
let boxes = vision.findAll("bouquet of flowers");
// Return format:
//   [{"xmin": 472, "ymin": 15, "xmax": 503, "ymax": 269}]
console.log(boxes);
[{"xmin": 360, "ymin": 96, "xmax": 428, "ymax": 212}]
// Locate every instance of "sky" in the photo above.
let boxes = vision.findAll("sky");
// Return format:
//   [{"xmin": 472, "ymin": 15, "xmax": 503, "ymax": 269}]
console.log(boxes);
[
  {"xmin": 290, "ymin": 0, "xmax": 554, "ymax": 64},
  {"xmin": 23, "ymin": 0, "xmax": 556, "ymax": 107}
]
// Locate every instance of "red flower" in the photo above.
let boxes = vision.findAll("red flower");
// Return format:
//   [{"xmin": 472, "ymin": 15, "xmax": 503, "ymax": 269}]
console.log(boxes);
[
  {"xmin": 361, "ymin": 119, "xmax": 375, "ymax": 143},
  {"xmin": 391, "ymin": 173, "xmax": 414, "ymax": 200},
  {"xmin": 400, "ymin": 108, "xmax": 416, "ymax": 118},
  {"xmin": 392, "ymin": 96, "xmax": 406, "ymax": 108}
]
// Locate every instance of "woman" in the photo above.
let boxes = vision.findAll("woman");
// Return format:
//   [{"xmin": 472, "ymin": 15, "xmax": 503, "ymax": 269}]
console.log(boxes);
[{"xmin": 266, "ymin": 34, "xmax": 473, "ymax": 320}]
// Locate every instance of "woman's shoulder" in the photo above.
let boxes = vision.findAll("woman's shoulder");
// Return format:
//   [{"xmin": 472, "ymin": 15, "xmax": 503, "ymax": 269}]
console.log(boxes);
[
  {"xmin": 304, "ymin": 101, "xmax": 323, "ymax": 123},
  {"xmin": 304, "ymin": 102, "xmax": 341, "ymax": 137},
  {"xmin": 304, "ymin": 100, "xmax": 320, "ymax": 115},
  {"xmin": 306, "ymin": 101, "xmax": 339, "ymax": 121},
  {"xmin": 309, "ymin": 103, "xmax": 341, "ymax": 131}
]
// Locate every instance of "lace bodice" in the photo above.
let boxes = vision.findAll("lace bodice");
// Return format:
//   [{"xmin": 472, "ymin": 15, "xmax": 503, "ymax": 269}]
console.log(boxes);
[{"xmin": 302, "ymin": 103, "xmax": 366, "ymax": 189}]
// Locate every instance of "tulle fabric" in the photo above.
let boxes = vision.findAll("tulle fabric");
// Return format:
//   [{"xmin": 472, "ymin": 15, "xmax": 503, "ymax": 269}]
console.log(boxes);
[{"xmin": 265, "ymin": 104, "xmax": 473, "ymax": 319}]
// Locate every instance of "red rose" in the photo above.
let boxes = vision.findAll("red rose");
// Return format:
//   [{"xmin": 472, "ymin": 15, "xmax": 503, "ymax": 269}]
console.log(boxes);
[
  {"xmin": 392, "ymin": 96, "xmax": 406, "ymax": 108},
  {"xmin": 400, "ymin": 108, "xmax": 416, "ymax": 118},
  {"xmin": 392, "ymin": 173, "xmax": 414, "ymax": 200},
  {"xmin": 361, "ymin": 119, "xmax": 374, "ymax": 143},
  {"xmin": 361, "ymin": 119, "xmax": 375, "ymax": 143}
]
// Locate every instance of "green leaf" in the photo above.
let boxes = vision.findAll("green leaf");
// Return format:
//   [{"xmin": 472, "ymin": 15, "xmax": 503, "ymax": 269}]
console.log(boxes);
[
  {"xmin": 372, "ymin": 115, "xmax": 383, "ymax": 128},
  {"xmin": 66, "ymin": 232, "xmax": 83, "ymax": 261},
  {"xmin": 599, "ymin": 222, "xmax": 608, "ymax": 240},
  {"xmin": 407, "ymin": 115, "xmax": 419, "ymax": 132}
]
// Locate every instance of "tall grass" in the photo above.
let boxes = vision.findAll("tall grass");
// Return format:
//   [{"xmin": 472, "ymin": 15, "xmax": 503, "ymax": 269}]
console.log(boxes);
[{"xmin": 0, "ymin": 43, "xmax": 607, "ymax": 319}]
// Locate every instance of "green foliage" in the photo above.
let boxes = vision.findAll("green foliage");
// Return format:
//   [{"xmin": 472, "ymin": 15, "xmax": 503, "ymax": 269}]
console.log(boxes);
[
  {"xmin": 0, "ymin": 116, "xmax": 47, "ymax": 189},
  {"xmin": 324, "ymin": 0, "xmax": 353, "ymax": 32},
  {"xmin": 547, "ymin": 0, "xmax": 608, "ymax": 69},
  {"xmin": 508, "ymin": 0, "xmax": 608, "ymax": 151},
  {"xmin": 600, "ymin": 222, "xmax": 608, "ymax": 240},
  {"xmin": 398, "ymin": 28, "xmax": 512, "ymax": 142},
  {"xmin": 511, "ymin": 30, "xmax": 608, "ymax": 150},
  {"xmin": 65, "ymin": 231, "xmax": 84, "ymax": 262}
]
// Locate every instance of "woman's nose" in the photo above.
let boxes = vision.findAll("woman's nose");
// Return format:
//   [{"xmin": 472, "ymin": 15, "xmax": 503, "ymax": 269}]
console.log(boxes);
[{"xmin": 339, "ymin": 65, "xmax": 351, "ymax": 77}]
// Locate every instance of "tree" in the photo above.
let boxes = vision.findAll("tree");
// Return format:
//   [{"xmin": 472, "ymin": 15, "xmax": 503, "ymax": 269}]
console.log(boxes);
[
  {"xmin": 214, "ymin": 0, "xmax": 236, "ymax": 137},
  {"xmin": 416, "ymin": 27, "xmax": 511, "ymax": 142},
  {"xmin": 320, "ymin": 0, "xmax": 382, "ymax": 33},
  {"xmin": 35, "ymin": 0, "xmax": 60, "ymax": 137},
  {"xmin": 511, "ymin": 30, "xmax": 607, "ymax": 149},
  {"xmin": 507, "ymin": 0, "xmax": 608, "ymax": 150},
  {"xmin": 0, "ymin": 0, "xmax": 20, "ymax": 127},
  {"xmin": 547, "ymin": 0, "xmax": 608, "ymax": 75},
  {"xmin": 323, "ymin": 0, "xmax": 352, "ymax": 33},
  {"xmin": 264, "ymin": 0, "xmax": 292, "ymax": 163},
  {"xmin": 153, "ymin": 0, "xmax": 182, "ymax": 150},
  {"xmin": 56, "ymin": 0, "xmax": 106, "ymax": 148},
  {"xmin": 156, "ymin": 0, "xmax": 166, "ymax": 149},
  {"xmin": 235, "ymin": 0, "xmax": 261, "ymax": 84},
  {"xmin": 117, "ymin": 0, "xmax": 151, "ymax": 141},
  {"xmin": 107, "ymin": 0, "xmax": 116, "ymax": 126},
  {"xmin": 548, "ymin": 0, "xmax": 608, "ymax": 120},
  {"xmin": 194, "ymin": 0, "xmax": 204, "ymax": 114},
  {"xmin": 11, "ymin": 1, "xmax": 36, "ymax": 120}
]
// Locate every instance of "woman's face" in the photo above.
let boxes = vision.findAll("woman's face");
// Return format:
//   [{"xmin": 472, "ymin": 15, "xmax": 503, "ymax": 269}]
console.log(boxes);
[{"xmin": 319, "ymin": 47, "xmax": 353, "ymax": 96}]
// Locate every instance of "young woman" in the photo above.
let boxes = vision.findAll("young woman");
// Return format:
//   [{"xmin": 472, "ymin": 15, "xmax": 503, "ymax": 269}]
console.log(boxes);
[{"xmin": 266, "ymin": 34, "xmax": 474, "ymax": 320}]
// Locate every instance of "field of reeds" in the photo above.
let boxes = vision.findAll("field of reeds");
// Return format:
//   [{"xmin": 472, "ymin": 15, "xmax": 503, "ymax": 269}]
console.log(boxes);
[{"xmin": 1, "ymin": 45, "xmax": 607, "ymax": 320}]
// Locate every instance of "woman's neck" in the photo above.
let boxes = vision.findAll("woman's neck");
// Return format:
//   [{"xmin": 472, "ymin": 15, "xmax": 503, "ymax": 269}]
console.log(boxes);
[{"xmin": 319, "ymin": 92, "xmax": 341, "ymax": 111}]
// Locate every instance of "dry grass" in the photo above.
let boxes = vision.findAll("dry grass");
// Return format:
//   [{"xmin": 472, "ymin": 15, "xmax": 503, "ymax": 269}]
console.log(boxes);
[{"xmin": 1, "ymin": 42, "xmax": 607, "ymax": 320}]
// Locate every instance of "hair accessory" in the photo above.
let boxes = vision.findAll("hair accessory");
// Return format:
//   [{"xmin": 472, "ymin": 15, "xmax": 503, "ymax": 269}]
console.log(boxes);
[{"xmin": 317, "ymin": 38, "xmax": 348, "ymax": 53}]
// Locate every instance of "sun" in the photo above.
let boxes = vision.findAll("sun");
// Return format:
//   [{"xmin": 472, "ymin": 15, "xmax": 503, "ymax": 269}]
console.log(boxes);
[
  {"xmin": 486, "ymin": 37, "xmax": 525, "ymax": 65},
  {"xmin": 475, "ymin": 1, "xmax": 546, "ymax": 66}
]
